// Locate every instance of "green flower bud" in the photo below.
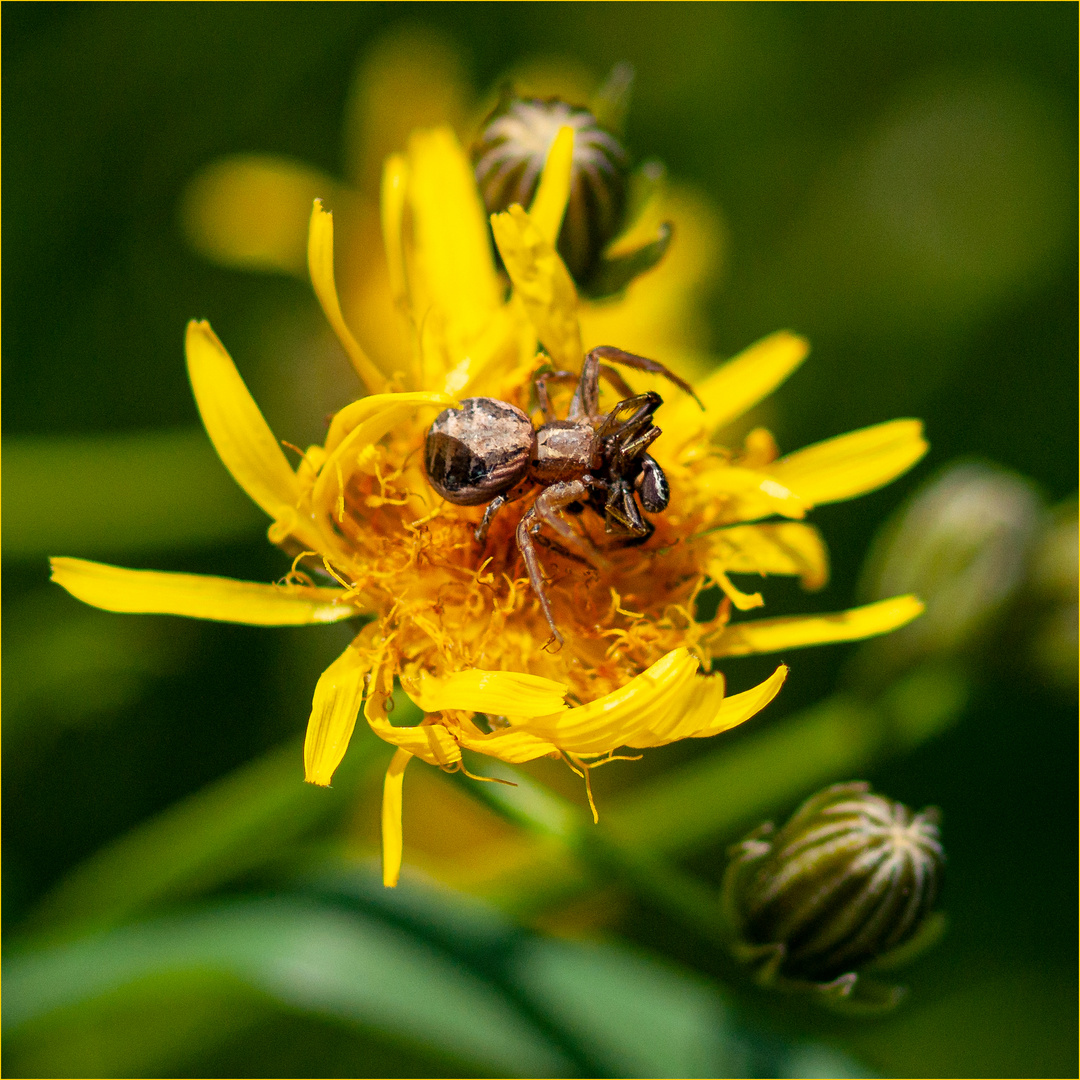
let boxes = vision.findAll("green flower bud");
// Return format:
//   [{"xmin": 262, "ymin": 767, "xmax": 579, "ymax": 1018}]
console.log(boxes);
[
  {"xmin": 854, "ymin": 460, "xmax": 1045, "ymax": 683},
  {"xmin": 723, "ymin": 782, "xmax": 944, "ymax": 1009},
  {"xmin": 474, "ymin": 96, "xmax": 629, "ymax": 285}
]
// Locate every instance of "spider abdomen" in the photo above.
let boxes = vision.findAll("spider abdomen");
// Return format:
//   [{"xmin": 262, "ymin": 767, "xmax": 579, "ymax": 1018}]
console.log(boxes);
[{"xmin": 424, "ymin": 398, "xmax": 535, "ymax": 506}]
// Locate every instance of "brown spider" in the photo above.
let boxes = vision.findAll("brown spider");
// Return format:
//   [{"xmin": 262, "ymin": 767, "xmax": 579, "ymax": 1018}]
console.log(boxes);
[{"xmin": 423, "ymin": 346, "xmax": 702, "ymax": 643}]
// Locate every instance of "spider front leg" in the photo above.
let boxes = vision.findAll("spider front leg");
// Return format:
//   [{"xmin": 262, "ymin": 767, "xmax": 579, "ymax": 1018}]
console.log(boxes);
[
  {"xmin": 579, "ymin": 346, "xmax": 704, "ymax": 414},
  {"xmin": 516, "ymin": 479, "xmax": 609, "ymax": 644}
]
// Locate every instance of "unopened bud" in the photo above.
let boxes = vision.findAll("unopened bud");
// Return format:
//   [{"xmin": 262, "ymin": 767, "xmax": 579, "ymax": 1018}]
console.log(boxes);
[
  {"xmin": 723, "ymin": 782, "xmax": 944, "ymax": 1008},
  {"xmin": 856, "ymin": 460, "xmax": 1045, "ymax": 678},
  {"xmin": 474, "ymin": 97, "xmax": 629, "ymax": 287}
]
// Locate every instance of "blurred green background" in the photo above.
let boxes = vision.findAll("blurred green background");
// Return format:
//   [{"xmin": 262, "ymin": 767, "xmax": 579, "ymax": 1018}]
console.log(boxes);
[{"xmin": 3, "ymin": 4, "xmax": 1076, "ymax": 1077}]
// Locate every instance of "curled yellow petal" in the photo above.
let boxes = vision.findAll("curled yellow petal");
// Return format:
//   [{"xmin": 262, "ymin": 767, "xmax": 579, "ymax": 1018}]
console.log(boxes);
[
  {"xmin": 407, "ymin": 668, "xmax": 569, "ymax": 717},
  {"xmin": 528, "ymin": 124, "xmax": 574, "ymax": 246},
  {"xmin": 307, "ymin": 199, "xmax": 390, "ymax": 392},
  {"xmin": 639, "ymin": 664, "xmax": 788, "ymax": 745},
  {"xmin": 324, "ymin": 391, "xmax": 458, "ymax": 456},
  {"xmin": 49, "ymin": 558, "xmax": 358, "ymax": 626},
  {"xmin": 382, "ymin": 748, "xmax": 412, "ymax": 887},
  {"xmin": 363, "ymin": 655, "xmax": 462, "ymax": 767},
  {"xmin": 707, "ymin": 523, "xmax": 829, "ymax": 591},
  {"xmin": 518, "ymin": 649, "xmax": 701, "ymax": 755},
  {"xmin": 491, "ymin": 204, "xmax": 582, "ymax": 369},
  {"xmin": 771, "ymin": 419, "xmax": 929, "ymax": 506},
  {"xmin": 681, "ymin": 664, "xmax": 788, "ymax": 740},
  {"xmin": 712, "ymin": 595, "xmax": 926, "ymax": 657},
  {"xmin": 185, "ymin": 320, "xmax": 310, "ymax": 539},
  {"xmin": 313, "ymin": 392, "xmax": 458, "ymax": 523},
  {"xmin": 664, "ymin": 331, "xmax": 810, "ymax": 439},
  {"xmin": 304, "ymin": 645, "xmax": 370, "ymax": 786},
  {"xmin": 710, "ymin": 568, "xmax": 765, "ymax": 611},
  {"xmin": 456, "ymin": 724, "xmax": 561, "ymax": 764}
]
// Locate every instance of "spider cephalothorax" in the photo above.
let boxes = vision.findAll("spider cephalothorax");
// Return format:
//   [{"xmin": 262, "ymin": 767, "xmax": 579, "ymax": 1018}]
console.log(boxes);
[{"xmin": 423, "ymin": 346, "xmax": 701, "ymax": 642}]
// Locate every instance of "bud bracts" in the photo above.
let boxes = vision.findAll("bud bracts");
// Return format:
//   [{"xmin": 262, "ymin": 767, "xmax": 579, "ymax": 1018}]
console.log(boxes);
[
  {"xmin": 724, "ymin": 782, "xmax": 944, "ymax": 989},
  {"xmin": 474, "ymin": 98, "xmax": 629, "ymax": 285}
]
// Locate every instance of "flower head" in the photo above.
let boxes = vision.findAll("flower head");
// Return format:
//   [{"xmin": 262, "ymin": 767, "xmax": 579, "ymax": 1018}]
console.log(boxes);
[{"xmin": 53, "ymin": 115, "xmax": 927, "ymax": 887}]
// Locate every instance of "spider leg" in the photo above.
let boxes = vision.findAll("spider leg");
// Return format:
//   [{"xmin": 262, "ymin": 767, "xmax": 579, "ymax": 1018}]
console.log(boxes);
[
  {"xmin": 531, "ymin": 480, "xmax": 611, "ymax": 569},
  {"xmin": 516, "ymin": 479, "xmax": 607, "ymax": 643},
  {"xmin": 533, "ymin": 369, "xmax": 577, "ymax": 422},
  {"xmin": 604, "ymin": 480, "xmax": 652, "ymax": 539},
  {"xmin": 592, "ymin": 392, "xmax": 662, "ymax": 442},
  {"xmin": 594, "ymin": 364, "xmax": 636, "ymax": 406},
  {"xmin": 585, "ymin": 346, "xmax": 704, "ymax": 409},
  {"xmin": 618, "ymin": 422, "xmax": 662, "ymax": 461},
  {"xmin": 474, "ymin": 494, "xmax": 506, "ymax": 545}
]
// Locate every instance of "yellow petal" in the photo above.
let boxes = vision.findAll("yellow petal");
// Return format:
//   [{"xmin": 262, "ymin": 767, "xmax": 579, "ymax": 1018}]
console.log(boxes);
[
  {"xmin": 518, "ymin": 649, "xmax": 701, "ymax": 755},
  {"xmin": 363, "ymin": 656, "xmax": 462, "ymax": 768},
  {"xmin": 528, "ymin": 124, "xmax": 574, "ymax": 246},
  {"xmin": 304, "ymin": 645, "xmax": 370, "ymax": 786},
  {"xmin": 680, "ymin": 665, "xmax": 788, "ymax": 739},
  {"xmin": 180, "ymin": 153, "xmax": 340, "ymax": 275},
  {"xmin": 635, "ymin": 664, "xmax": 788, "ymax": 746},
  {"xmin": 692, "ymin": 464, "xmax": 808, "ymax": 522},
  {"xmin": 771, "ymin": 419, "xmax": 929, "ymax": 506},
  {"xmin": 664, "ymin": 331, "xmax": 810, "ymax": 439},
  {"xmin": 380, "ymin": 154, "xmax": 410, "ymax": 309},
  {"xmin": 406, "ymin": 127, "xmax": 502, "ymax": 341},
  {"xmin": 455, "ymin": 725, "xmax": 561, "ymax": 764},
  {"xmin": 707, "ymin": 523, "xmax": 829, "ymax": 590},
  {"xmin": 50, "ymin": 558, "xmax": 359, "ymax": 626},
  {"xmin": 625, "ymin": 667, "xmax": 728, "ymax": 747},
  {"xmin": 313, "ymin": 393, "xmax": 458, "ymax": 522},
  {"xmin": 185, "ymin": 320, "xmax": 315, "ymax": 544},
  {"xmin": 382, "ymin": 748, "xmax": 413, "ymax": 888},
  {"xmin": 491, "ymin": 204, "xmax": 583, "ymax": 369},
  {"xmin": 307, "ymin": 199, "xmax": 390, "ymax": 392},
  {"xmin": 324, "ymin": 391, "xmax": 458, "ymax": 456},
  {"xmin": 712, "ymin": 595, "xmax": 926, "ymax": 657},
  {"xmin": 406, "ymin": 668, "xmax": 569, "ymax": 717}
]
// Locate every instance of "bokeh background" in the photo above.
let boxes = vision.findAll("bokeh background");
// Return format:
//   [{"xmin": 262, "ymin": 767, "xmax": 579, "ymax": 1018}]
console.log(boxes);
[{"xmin": 3, "ymin": 4, "xmax": 1076, "ymax": 1077}]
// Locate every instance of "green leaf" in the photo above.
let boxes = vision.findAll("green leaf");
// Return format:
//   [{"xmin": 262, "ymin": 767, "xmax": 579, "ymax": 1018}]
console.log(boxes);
[
  {"xmin": 24, "ymin": 729, "xmax": 391, "ymax": 939},
  {"xmin": 8, "ymin": 861, "xmax": 876, "ymax": 1078},
  {"xmin": 3, "ymin": 898, "xmax": 575, "ymax": 1077}
]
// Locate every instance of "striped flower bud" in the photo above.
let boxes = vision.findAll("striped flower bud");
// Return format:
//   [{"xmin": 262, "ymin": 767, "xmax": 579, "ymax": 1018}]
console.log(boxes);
[
  {"xmin": 473, "ymin": 97, "xmax": 630, "ymax": 287},
  {"xmin": 723, "ymin": 782, "xmax": 944, "ymax": 996}
]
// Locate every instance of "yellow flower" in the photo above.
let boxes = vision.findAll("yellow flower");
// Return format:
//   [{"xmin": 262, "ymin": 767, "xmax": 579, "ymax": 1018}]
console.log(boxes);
[{"xmin": 53, "ymin": 124, "xmax": 926, "ymax": 888}]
